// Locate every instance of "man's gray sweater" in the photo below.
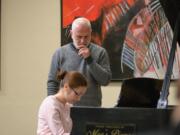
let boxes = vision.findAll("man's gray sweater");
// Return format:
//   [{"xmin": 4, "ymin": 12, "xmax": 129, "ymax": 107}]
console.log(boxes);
[{"xmin": 47, "ymin": 43, "xmax": 112, "ymax": 106}]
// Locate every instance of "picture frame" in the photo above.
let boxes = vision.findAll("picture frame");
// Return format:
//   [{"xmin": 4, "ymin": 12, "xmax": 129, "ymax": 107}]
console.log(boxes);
[{"xmin": 61, "ymin": 0, "xmax": 180, "ymax": 80}]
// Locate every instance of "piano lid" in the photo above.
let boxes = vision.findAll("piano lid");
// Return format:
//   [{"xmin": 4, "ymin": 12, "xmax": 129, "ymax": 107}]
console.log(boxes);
[{"xmin": 159, "ymin": 0, "xmax": 180, "ymax": 44}]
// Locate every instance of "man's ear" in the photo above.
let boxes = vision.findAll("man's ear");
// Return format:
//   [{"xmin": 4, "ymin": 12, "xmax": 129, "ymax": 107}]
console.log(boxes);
[{"xmin": 70, "ymin": 30, "xmax": 72, "ymax": 37}]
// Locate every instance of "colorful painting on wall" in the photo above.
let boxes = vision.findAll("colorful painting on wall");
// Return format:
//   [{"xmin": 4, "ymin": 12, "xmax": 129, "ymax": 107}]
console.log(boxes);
[{"xmin": 61, "ymin": 0, "xmax": 180, "ymax": 80}]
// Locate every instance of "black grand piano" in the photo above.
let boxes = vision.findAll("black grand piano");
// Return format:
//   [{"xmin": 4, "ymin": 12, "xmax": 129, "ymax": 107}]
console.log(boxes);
[{"xmin": 70, "ymin": 0, "xmax": 180, "ymax": 134}]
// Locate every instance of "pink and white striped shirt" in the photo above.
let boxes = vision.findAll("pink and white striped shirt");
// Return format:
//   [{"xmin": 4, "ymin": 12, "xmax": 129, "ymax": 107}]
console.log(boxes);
[{"xmin": 37, "ymin": 96, "xmax": 72, "ymax": 135}]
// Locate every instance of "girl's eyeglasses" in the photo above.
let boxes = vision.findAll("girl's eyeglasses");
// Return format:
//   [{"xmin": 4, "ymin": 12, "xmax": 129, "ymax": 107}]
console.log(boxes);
[{"xmin": 71, "ymin": 88, "xmax": 81, "ymax": 96}]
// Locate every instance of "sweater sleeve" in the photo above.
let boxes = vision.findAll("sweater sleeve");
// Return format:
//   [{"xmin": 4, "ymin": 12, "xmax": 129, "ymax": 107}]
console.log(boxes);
[
  {"xmin": 39, "ymin": 100, "xmax": 70, "ymax": 135},
  {"xmin": 46, "ymin": 106, "xmax": 70, "ymax": 135},
  {"xmin": 86, "ymin": 48, "xmax": 112, "ymax": 85},
  {"xmin": 47, "ymin": 49, "xmax": 60, "ymax": 95}
]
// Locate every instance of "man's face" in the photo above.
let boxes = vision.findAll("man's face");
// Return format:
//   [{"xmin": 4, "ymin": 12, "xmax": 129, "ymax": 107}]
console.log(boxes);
[{"xmin": 71, "ymin": 26, "xmax": 91, "ymax": 49}]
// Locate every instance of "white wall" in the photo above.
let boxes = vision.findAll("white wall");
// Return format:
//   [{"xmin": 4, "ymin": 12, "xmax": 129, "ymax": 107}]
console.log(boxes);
[
  {"xmin": 0, "ymin": 0, "xmax": 177, "ymax": 135},
  {"xmin": 0, "ymin": 0, "xmax": 60, "ymax": 134}
]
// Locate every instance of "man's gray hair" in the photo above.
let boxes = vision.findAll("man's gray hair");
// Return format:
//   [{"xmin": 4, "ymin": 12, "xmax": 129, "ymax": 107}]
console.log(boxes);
[{"xmin": 71, "ymin": 17, "xmax": 92, "ymax": 31}]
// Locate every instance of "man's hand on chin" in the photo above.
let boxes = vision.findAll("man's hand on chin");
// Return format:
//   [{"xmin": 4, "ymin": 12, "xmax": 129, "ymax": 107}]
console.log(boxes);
[{"xmin": 78, "ymin": 45, "xmax": 90, "ymax": 58}]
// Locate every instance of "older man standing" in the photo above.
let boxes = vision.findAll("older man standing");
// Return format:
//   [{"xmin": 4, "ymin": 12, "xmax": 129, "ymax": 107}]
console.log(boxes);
[{"xmin": 47, "ymin": 17, "xmax": 112, "ymax": 106}]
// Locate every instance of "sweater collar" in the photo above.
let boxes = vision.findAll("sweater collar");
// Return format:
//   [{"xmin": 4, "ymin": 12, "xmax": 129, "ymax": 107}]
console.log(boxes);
[
  {"xmin": 70, "ymin": 43, "xmax": 90, "ymax": 52},
  {"xmin": 70, "ymin": 43, "xmax": 78, "ymax": 52}
]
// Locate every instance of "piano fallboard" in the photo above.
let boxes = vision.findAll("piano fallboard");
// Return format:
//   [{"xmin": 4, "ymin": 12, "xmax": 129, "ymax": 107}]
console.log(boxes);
[{"xmin": 70, "ymin": 107, "xmax": 173, "ymax": 135}]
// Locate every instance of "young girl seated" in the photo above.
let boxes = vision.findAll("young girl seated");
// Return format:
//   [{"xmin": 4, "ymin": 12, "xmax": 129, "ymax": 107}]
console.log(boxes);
[{"xmin": 37, "ymin": 70, "xmax": 87, "ymax": 135}]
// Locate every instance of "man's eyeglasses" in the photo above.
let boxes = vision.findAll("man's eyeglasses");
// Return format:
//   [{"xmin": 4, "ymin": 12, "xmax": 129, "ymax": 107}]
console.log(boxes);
[{"xmin": 71, "ymin": 88, "xmax": 81, "ymax": 96}]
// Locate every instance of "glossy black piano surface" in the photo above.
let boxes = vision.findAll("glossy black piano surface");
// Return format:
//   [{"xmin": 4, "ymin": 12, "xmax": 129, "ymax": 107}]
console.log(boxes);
[{"xmin": 70, "ymin": 107, "xmax": 173, "ymax": 135}]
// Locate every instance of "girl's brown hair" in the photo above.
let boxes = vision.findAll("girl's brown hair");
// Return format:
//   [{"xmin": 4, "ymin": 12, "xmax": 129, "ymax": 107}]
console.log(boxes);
[{"xmin": 57, "ymin": 70, "xmax": 87, "ymax": 89}]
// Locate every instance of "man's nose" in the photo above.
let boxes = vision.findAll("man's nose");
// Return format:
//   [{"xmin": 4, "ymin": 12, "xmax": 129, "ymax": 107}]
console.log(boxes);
[{"xmin": 80, "ymin": 38, "xmax": 86, "ymax": 43}]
